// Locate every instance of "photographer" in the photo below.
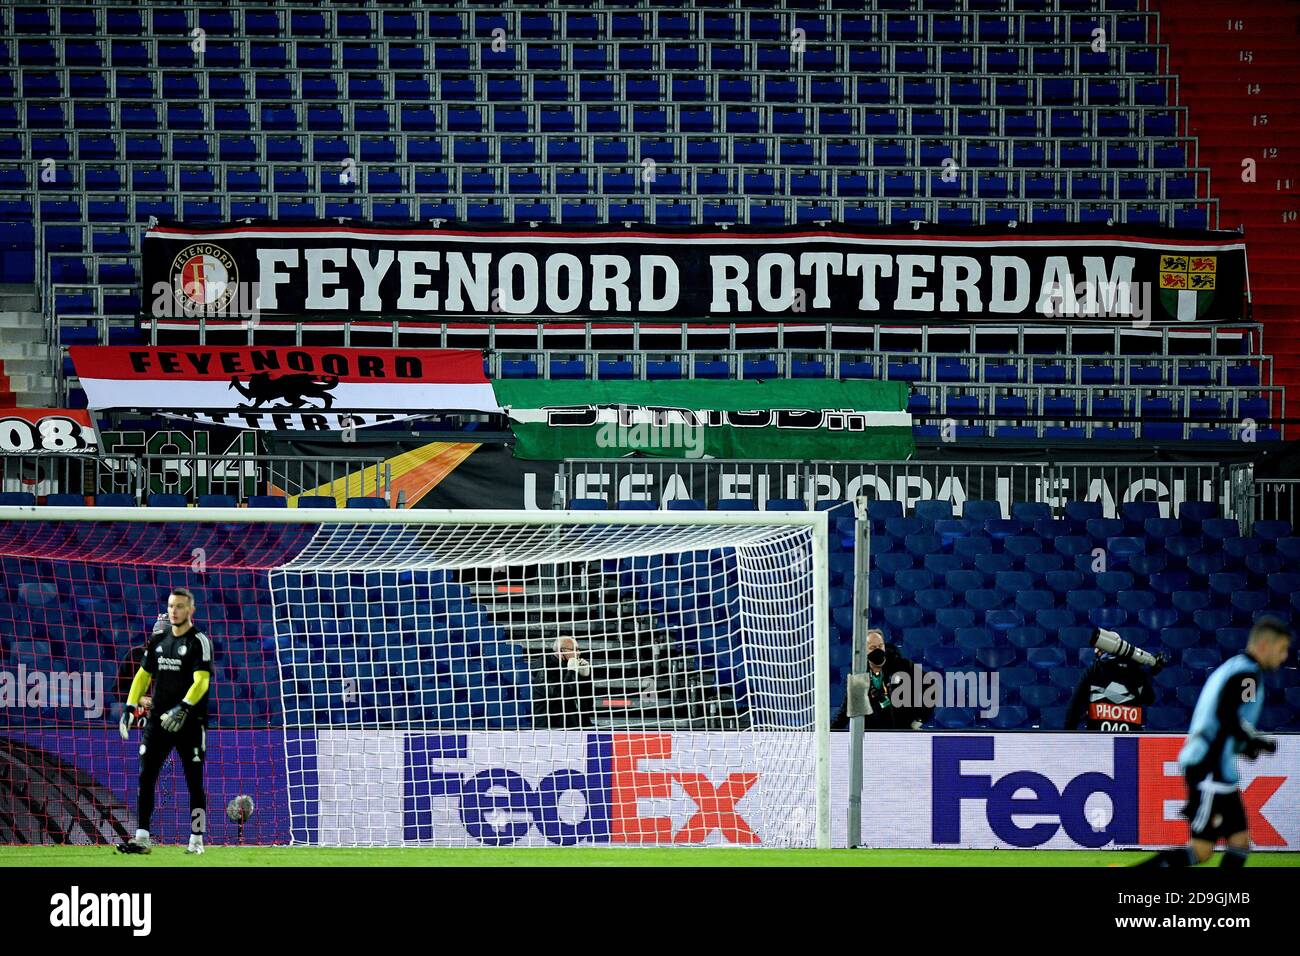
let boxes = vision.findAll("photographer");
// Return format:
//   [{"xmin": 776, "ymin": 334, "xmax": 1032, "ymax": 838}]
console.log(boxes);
[
  {"xmin": 832, "ymin": 629, "xmax": 934, "ymax": 730},
  {"xmin": 1063, "ymin": 627, "xmax": 1166, "ymax": 732}
]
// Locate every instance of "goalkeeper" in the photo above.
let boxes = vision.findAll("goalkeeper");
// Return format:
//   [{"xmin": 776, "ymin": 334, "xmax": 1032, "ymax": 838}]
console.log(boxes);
[
  {"xmin": 116, "ymin": 587, "xmax": 214, "ymax": 856},
  {"xmin": 1135, "ymin": 617, "xmax": 1291, "ymax": 868}
]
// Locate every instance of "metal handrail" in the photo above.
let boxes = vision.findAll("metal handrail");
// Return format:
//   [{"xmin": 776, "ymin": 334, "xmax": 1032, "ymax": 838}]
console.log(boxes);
[{"xmin": 0, "ymin": 452, "xmax": 393, "ymax": 506}]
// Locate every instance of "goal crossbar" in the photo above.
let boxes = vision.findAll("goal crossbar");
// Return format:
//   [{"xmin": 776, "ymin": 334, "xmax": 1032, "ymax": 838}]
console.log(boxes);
[{"xmin": 0, "ymin": 506, "xmax": 830, "ymax": 530}]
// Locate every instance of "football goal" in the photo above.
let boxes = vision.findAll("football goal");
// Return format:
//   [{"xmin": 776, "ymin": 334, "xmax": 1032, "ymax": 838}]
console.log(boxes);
[{"xmin": 0, "ymin": 507, "xmax": 830, "ymax": 849}]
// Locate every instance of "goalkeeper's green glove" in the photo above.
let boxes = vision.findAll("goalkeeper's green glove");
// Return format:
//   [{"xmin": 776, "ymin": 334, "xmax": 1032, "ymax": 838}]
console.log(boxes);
[
  {"xmin": 119, "ymin": 703, "xmax": 135, "ymax": 740},
  {"xmin": 160, "ymin": 701, "xmax": 191, "ymax": 733},
  {"xmin": 1244, "ymin": 735, "xmax": 1277, "ymax": 759}
]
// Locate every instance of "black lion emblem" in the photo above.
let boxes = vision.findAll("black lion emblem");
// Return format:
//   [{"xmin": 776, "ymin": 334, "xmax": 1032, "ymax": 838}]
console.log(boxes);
[{"xmin": 228, "ymin": 372, "xmax": 339, "ymax": 409}]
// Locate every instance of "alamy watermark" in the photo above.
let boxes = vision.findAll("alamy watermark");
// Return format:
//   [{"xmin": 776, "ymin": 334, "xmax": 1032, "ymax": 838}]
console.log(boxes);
[
  {"xmin": 1040, "ymin": 278, "xmax": 1153, "ymax": 326},
  {"xmin": 594, "ymin": 405, "xmax": 706, "ymax": 459},
  {"xmin": 149, "ymin": 279, "xmax": 263, "ymax": 321},
  {"xmin": 0, "ymin": 665, "xmax": 104, "ymax": 719},
  {"xmin": 888, "ymin": 665, "xmax": 1001, "ymax": 719},
  {"xmin": 50, "ymin": 886, "xmax": 151, "ymax": 936}
]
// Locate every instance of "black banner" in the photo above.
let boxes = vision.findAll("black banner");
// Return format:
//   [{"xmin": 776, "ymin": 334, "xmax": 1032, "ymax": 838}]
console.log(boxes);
[
  {"xmin": 142, "ymin": 223, "xmax": 1248, "ymax": 326},
  {"xmin": 4, "ymin": 866, "xmax": 1290, "ymax": 942},
  {"xmin": 549, "ymin": 459, "xmax": 1233, "ymax": 519},
  {"xmin": 265, "ymin": 437, "xmax": 1235, "ymax": 519}
]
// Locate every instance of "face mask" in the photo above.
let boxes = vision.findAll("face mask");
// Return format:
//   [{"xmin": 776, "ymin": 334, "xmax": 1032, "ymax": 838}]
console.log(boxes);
[{"xmin": 867, "ymin": 648, "xmax": 886, "ymax": 667}]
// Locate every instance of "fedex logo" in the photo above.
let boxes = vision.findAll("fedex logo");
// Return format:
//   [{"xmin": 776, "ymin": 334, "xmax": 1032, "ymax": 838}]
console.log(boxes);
[
  {"xmin": 404, "ymin": 733, "xmax": 759, "ymax": 846},
  {"xmin": 932, "ymin": 736, "xmax": 1287, "ymax": 849}
]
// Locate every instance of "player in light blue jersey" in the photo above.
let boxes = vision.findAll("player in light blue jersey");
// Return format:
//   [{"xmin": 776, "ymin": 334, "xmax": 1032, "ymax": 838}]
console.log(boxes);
[{"xmin": 1135, "ymin": 616, "xmax": 1291, "ymax": 867}]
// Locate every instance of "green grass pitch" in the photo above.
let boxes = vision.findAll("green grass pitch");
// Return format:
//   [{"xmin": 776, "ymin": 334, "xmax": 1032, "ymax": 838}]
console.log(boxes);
[{"xmin": 2, "ymin": 846, "xmax": 1298, "ymax": 867}]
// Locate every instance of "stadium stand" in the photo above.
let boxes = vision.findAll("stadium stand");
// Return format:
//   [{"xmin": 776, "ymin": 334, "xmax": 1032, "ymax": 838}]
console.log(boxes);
[
  {"xmin": 0, "ymin": 0, "xmax": 1296, "ymax": 736},
  {"xmin": 0, "ymin": 0, "xmax": 1281, "ymax": 445},
  {"xmin": 1152, "ymin": 0, "xmax": 1300, "ymax": 394}
]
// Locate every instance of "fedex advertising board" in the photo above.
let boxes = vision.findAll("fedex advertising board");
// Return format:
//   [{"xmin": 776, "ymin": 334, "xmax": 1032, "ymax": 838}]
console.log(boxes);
[
  {"xmin": 291, "ymin": 729, "xmax": 819, "ymax": 847},
  {"xmin": 4, "ymin": 729, "xmax": 1296, "ymax": 848},
  {"xmin": 922, "ymin": 733, "xmax": 1298, "ymax": 851},
  {"xmin": 286, "ymin": 730, "xmax": 1299, "ymax": 850}
]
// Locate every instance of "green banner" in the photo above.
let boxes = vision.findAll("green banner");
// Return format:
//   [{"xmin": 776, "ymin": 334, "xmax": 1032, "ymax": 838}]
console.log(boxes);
[{"xmin": 494, "ymin": 379, "xmax": 914, "ymax": 462}]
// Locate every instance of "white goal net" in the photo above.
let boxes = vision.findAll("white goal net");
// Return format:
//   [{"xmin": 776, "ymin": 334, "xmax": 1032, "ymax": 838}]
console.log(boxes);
[{"xmin": 271, "ymin": 513, "xmax": 830, "ymax": 848}]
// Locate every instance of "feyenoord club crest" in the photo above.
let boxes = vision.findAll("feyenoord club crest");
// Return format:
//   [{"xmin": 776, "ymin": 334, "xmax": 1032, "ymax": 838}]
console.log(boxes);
[{"xmin": 172, "ymin": 243, "xmax": 238, "ymax": 313}]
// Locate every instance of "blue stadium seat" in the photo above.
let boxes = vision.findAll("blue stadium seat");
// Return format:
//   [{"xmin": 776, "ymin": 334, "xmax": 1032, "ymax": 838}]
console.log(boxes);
[
  {"xmin": 919, "ymin": 638, "xmax": 971, "ymax": 671},
  {"xmin": 298, "ymin": 497, "xmax": 338, "ymax": 509},
  {"xmin": 248, "ymin": 496, "xmax": 288, "ymax": 509},
  {"xmin": 147, "ymin": 494, "xmax": 188, "ymax": 508},
  {"xmin": 197, "ymin": 495, "xmax": 237, "ymax": 508},
  {"xmin": 1007, "ymin": 626, "xmax": 1047, "ymax": 649},
  {"xmin": 44, "ymin": 493, "xmax": 86, "ymax": 507},
  {"xmin": 972, "ymin": 553, "xmax": 1013, "ymax": 577},
  {"xmin": 867, "ymin": 500, "xmax": 904, "ymax": 522},
  {"xmin": 955, "ymin": 627, "xmax": 995, "ymax": 651},
  {"xmin": 962, "ymin": 500, "xmax": 1002, "ymax": 523},
  {"xmin": 884, "ymin": 605, "xmax": 924, "ymax": 630},
  {"xmin": 667, "ymin": 499, "xmax": 706, "ymax": 511},
  {"xmin": 1277, "ymin": 538, "xmax": 1300, "ymax": 563},
  {"xmin": 990, "ymin": 706, "xmax": 1029, "ymax": 729},
  {"xmin": 717, "ymin": 500, "xmax": 758, "ymax": 512},
  {"xmin": 766, "ymin": 499, "xmax": 806, "ymax": 511},
  {"xmin": 1208, "ymin": 572, "xmax": 1247, "ymax": 597},
  {"xmin": 924, "ymin": 554, "xmax": 963, "ymax": 577},
  {"xmin": 1027, "ymin": 647, "xmax": 1067, "ymax": 670},
  {"xmin": 898, "ymin": 569, "xmax": 937, "ymax": 593},
  {"xmin": 1160, "ymin": 628, "xmax": 1201, "ymax": 650},
  {"xmin": 935, "ymin": 608, "xmax": 976, "ymax": 634},
  {"xmin": 945, "ymin": 570, "xmax": 984, "ymax": 594},
  {"xmin": 1182, "ymin": 647, "xmax": 1222, "ymax": 673},
  {"xmin": 976, "ymin": 645, "xmax": 1019, "ymax": 670},
  {"xmin": 94, "ymin": 494, "xmax": 136, "ymax": 507},
  {"xmin": 901, "ymin": 627, "xmax": 943, "ymax": 656},
  {"xmin": 911, "ymin": 499, "xmax": 954, "ymax": 525},
  {"xmin": 1117, "ymin": 590, "xmax": 1155, "ymax": 613}
]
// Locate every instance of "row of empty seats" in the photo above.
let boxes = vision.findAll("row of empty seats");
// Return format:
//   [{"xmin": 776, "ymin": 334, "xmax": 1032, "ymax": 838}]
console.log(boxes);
[
  {"xmin": 5, "ymin": 42, "xmax": 1171, "ymax": 77},
  {"xmin": 3, "ymin": 7, "xmax": 1155, "ymax": 43},
  {"xmin": 0, "ymin": 0, "xmax": 1208, "ymax": 293},
  {"xmin": 5, "ymin": 69, "xmax": 1185, "ymax": 105},
  {"xmin": 6, "ymin": 131, "xmax": 1194, "ymax": 169},
  {"xmin": 27, "ymin": 196, "xmax": 1212, "ymax": 238},
  {"xmin": 488, "ymin": 351, "xmax": 1266, "ymax": 385},
  {"xmin": 3, "ymin": 113, "xmax": 1193, "ymax": 155},
  {"xmin": 16, "ymin": 158, "xmax": 1201, "ymax": 194}
]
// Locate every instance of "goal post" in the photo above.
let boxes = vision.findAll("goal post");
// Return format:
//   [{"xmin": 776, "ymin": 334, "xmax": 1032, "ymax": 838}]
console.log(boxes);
[{"xmin": 0, "ymin": 506, "xmax": 830, "ymax": 849}]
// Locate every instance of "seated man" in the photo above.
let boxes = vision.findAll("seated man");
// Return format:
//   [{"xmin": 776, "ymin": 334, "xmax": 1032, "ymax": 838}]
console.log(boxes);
[
  {"xmin": 535, "ymin": 636, "xmax": 597, "ymax": 729},
  {"xmin": 831, "ymin": 628, "xmax": 933, "ymax": 730}
]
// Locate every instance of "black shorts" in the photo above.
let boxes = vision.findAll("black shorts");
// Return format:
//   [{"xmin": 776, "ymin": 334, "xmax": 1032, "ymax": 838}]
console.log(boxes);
[
  {"xmin": 140, "ymin": 714, "xmax": 208, "ymax": 767},
  {"xmin": 1181, "ymin": 770, "xmax": 1247, "ymax": 841}
]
